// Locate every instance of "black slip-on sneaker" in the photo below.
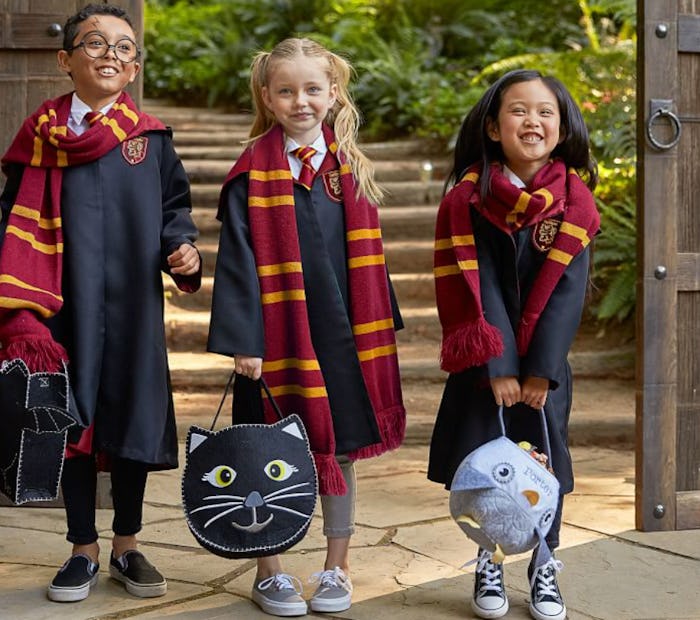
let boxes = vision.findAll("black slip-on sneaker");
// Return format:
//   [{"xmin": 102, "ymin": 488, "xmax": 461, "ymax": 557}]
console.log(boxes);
[
  {"xmin": 109, "ymin": 550, "xmax": 167, "ymax": 598},
  {"xmin": 47, "ymin": 554, "xmax": 99, "ymax": 602}
]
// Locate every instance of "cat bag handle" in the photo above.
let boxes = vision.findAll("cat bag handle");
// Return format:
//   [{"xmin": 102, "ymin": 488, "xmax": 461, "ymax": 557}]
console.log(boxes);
[
  {"xmin": 209, "ymin": 371, "xmax": 283, "ymax": 431},
  {"xmin": 497, "ymin": 405, "xmax": 554, "ymax": 469},
  {"xmin": 182, "ymin": 372, "xmax": 318, "ymax": 560}
]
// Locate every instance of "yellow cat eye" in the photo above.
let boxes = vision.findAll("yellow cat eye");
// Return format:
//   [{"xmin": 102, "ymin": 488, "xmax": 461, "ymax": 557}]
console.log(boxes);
[
  {"xmin": 202, "ymin": 465, "xmax": 237, "ymax": 488},
  {"xmin": 264, "ymin": 459, "xmax": 298, "ymax": 482}
]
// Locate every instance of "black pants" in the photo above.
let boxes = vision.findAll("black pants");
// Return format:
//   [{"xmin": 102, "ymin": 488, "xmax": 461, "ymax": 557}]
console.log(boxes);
[
  {"xmin": 545, "ymin": 494, "xmax": 564, "ymax": 550},
  {"xmin": 61, "ymin": 455, "xmax": 149, "ymax": 545}
]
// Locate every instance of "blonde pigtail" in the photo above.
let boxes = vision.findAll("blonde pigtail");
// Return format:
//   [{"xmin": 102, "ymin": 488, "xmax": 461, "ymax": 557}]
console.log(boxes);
[
  {"xmin": 326, "ymin": 53, "xmax": 384, "ymax": 205},
  {"xmin": 247, "ymin": 51, "xmax": 276, "ymax": 142}
]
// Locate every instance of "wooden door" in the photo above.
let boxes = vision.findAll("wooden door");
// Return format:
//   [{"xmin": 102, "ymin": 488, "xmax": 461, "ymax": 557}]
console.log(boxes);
[
  {"xmin": 637, "ymin": 0, "xmax": 700, "ymax": 531},
  {"xmin": 0, "ymin": 0, "xmax": 143, "ymax": 158}
]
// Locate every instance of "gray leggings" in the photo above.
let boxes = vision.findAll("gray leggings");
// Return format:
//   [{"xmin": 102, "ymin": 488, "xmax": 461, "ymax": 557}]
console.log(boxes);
[{"xmin": 320, "ymin": 455, "xmax": 356, "ymax": 538}]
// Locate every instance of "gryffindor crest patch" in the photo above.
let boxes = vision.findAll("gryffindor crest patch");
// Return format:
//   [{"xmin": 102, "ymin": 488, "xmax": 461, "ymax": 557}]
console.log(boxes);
[
  {"xmin": 532, "ymin": 218, "xmax": 561, "ymax": 252},
  {"xmin": 321, "ymin": 170, "xmax": 343, "ymax": 203},
  {"xmin": 121, "ymin": 137, "xmax": 148, "ymax": 165}
]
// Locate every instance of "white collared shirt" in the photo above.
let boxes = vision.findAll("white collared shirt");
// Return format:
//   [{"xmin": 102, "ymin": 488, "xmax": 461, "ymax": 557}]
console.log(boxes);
[
  {"xmin": 285, "ymin": 133, "xmax": 327, "ymax": 180},
  {"xmin": 503, "ymin": 164, "xmax": 526, "ymax": 188},
  {"xmin": 67, "ymin": 93, "xmax": 116, "ymax": 136}
]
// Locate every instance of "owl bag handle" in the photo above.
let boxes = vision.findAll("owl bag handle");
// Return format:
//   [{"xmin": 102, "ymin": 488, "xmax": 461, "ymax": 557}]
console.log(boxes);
[{"xmin": 496, "ymin": 405, "xmax": 554, "ymax": 470}]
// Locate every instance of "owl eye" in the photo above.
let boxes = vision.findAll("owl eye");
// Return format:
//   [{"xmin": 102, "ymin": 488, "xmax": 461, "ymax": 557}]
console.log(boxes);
[
  {"xmin": 202, "ymin": 465, "xmax": 237, "ymax": 488},
  {"xmin": 540, "ymin": 509, "xmax": 555, "ymax": 529},
  {"xmin": 264, "ymin": 459, "xmax": 298, "ymax": 481},
  {"xmin": 492, "ymin": 462, "xmax": 515, "ymax": 484}
]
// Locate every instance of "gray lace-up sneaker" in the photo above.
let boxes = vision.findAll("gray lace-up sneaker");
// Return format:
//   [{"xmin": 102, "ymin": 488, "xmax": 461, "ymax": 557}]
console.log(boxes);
[
  {"xmin": 252, "ymin": 573, "xmax": 308, "ymax": 617},
  {"xmin": 309, "ymin": 566, "xmax": 353, "ymax": 613}
]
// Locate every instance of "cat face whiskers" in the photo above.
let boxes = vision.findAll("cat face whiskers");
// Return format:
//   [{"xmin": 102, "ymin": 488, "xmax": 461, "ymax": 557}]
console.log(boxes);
[{"xmin": 190, "ymin": 481, "xmax": 315, "ymax": 530}]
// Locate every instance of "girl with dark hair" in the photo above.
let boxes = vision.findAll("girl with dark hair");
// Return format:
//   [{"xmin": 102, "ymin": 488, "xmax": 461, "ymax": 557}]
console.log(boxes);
[{"xmin": 429, "ymin": 69, "xmax": 600, "ymax": 620}]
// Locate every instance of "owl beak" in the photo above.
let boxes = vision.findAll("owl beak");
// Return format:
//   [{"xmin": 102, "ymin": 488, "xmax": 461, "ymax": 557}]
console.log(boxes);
[
  {"xmin": 522, "ymin": 490, "xmax": 540, "ymax": 506},
  {"xmin": 455, "ymin": 515, "xmax": 481, "ymax": 528},
  {"xmin": 454, "ymin": 516, "xmax": 505, "ymax": 562},
  {"xmin": 492, "ymin": 544, "xmax": 505, "ymax": 563}
]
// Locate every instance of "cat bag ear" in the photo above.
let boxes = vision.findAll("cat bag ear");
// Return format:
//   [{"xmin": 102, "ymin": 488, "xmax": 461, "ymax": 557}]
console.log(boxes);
[
  {"xmin": 281, "ymin": 420, "xmax": 304, "ymax": 441},
  {"xmin": 187, "ymin": 428, "xmax": 211, "ymax": 454},
  {"xmin": 273, "ymin": 414, "xmax": 309, "ymax": 443}
]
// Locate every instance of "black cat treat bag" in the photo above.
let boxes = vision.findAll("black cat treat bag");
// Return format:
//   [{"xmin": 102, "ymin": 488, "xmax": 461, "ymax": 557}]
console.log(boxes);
[{"xmin": 181, "ymin": 376, "xmax": 318, "ymax": 559}]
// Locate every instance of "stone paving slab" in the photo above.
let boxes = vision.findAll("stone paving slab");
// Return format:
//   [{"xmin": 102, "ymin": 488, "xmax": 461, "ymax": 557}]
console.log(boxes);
[{"xmin": 3, "ymin": 434, "xmax": 700, "ymax": 619}]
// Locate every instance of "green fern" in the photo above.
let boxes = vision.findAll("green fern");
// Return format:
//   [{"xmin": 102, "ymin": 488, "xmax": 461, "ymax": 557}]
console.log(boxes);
[{"xmin": 592, "ymin": 192, "xmax": 637, "ymax": 322}]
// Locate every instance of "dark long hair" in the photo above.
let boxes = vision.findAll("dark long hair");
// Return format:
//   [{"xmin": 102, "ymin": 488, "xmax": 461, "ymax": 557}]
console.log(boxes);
[{"xmin": 446, "ymin": 69, "xmax": 598, "ymax": 197}]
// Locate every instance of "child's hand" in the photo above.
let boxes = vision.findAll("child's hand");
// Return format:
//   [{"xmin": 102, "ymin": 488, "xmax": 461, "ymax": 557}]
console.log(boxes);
[
  {"xmin": 521, "ymin": 376, "xmax": 549, "ymax": 409},
  {"xmin": 234, "ymin": 355, "xmax": 263, "ymax": 380},
  {"xmin": 490, "ymin": 376, "xmax": 521, "ymax": 407},
  {"xmin": 167, "ymin": 243, "xmax": 200, "ymax": 275}
]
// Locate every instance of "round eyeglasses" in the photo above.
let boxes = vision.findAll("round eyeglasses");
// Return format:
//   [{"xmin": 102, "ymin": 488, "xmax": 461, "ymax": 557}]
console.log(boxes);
[{"xmin": 68, "ymin": 33, "xmax": 140, "ymax": 63}]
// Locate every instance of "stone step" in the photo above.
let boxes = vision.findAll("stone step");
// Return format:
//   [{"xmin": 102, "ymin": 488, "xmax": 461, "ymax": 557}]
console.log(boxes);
[
  {"xmin": 174, "ymin": 139, "xmax": 442, "ymax": 162},
  {"xmin": 191, "ymin": 205, "xmax": 437, "ymax": 240},
  {"xmin": 193, "ymin": 238, "xmax": 433, "ymax": 277},
  {"xmin": 164, "ymin": 304, "xmax": 441, "ymax": 352},
  {"xmin": 166, "ymin": 349, "xmax": 446, "ymax": 392},
  {"xmin": 166, "ymin": 342, "xmax": 635, "ymax": 392},
  {"xmin": 190, "ymin": 180, "xmax": 443, "ymax": 209},
  {"xmin": 182, "ymin": 158, "xmax": 449, "ymax": 185},
  {"xmin": 165, "ymin": 272, "xmax": 434, "ymax": 311},
  {"xmin": 144, "ymin": 100, "xmax": 253, "ymax": 127},
  {"xmin": 174, "ymin": 130, "xmax": 251, "ymax": 146}
]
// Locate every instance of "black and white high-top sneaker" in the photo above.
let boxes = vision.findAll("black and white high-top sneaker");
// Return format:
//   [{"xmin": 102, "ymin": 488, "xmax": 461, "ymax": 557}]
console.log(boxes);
[
  {"xmin": 529, "ymin": 557, "xmax": 566, "ymax": 620},
  {"xmin": 471, "ymin": 548, "xmax": 509, "ymax": 619}
]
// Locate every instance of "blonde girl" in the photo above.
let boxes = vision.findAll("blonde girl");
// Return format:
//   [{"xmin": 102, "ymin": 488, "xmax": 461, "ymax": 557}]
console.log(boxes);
[{"xmin": 208, "ymin": 38, "xmax": 405, "ymax": 617}]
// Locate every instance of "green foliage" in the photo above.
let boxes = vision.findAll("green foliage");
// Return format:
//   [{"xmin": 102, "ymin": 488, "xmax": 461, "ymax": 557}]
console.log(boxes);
[
  {"xmin": 144, "ymin": 1, "xmax": 249, "ymax": 107},
  {"xmin": 591, "ymin": 162, "xmax": 637, "ymax": 322},
  {"xmin": 143, "ymin": 0, "xmax": 639, "ymax": 323}
]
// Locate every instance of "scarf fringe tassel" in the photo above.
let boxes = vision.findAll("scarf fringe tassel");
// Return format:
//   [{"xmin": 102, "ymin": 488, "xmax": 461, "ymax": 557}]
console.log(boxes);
[
  {"xmin": 0, "ymin": 337, "xmax": 67, "ymax": 374},
  {"xmin": 314, "ymin": 453, "xmax": 348, "ymax": 496},
  {"xmin": 440, "ymin": 318, "xmax": 504, "ymax": 373},
  {"xmin": 348, "ymin": 406, "xmax": 406, "ymax": 460}
]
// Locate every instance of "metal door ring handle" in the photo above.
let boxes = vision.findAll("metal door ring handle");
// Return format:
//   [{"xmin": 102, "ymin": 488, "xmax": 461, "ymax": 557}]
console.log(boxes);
[{"xmin": 646, "ymin": 107, "xmax": 682, "ymax": 150}]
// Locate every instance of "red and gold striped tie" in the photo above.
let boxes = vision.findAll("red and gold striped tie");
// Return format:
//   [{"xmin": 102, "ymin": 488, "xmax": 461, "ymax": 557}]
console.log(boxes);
[
  {"xmin": 292, "ymin": 146, "xmax": 317, "ymax": 190},
  {"xmin": 84, "ymin": 111, "xmax": 103, "ymax": 126}
]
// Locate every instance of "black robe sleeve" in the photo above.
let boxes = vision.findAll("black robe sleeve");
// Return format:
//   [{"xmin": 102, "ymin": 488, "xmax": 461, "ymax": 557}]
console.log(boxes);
[
  {"xmin": 159, "ymin": 131, "xmax": 201, "ymax": 292},
  {"xmin": 475, "ymin": 215, "xmax": 520, "ymax": 379},
  {"xmin": 207, "ymin": 174, "xmax": 265, "ymax": 358},
  {"xmin": 520, "ymin": 246, "xmax": 590, "ymax": 387}
]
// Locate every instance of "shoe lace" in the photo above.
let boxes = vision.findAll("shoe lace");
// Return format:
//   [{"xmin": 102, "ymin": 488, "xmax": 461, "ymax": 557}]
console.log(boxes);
[
  {"xmin": 474, "ymin": 550, "xmax": 504, "ymax": 595},
  {"xmin": 257, "ymin": 573, "xmax": 303, "ymax": 595},
  {"xmin": 531, "ymin": 558, "xmax": 564, "ymax": 601},
  {"xmin": 309, "ymin": 567, "xmax": 351, "ymax": 591}
]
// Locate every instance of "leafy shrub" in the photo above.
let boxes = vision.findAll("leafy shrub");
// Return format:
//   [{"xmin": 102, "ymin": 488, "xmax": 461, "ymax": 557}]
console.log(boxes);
[
  {"xmin": 143, "ymin": 0, "xmax": 638, "ymax": 323},
  {"xmin": 144, "ymin": 1, "xmax": 249, "ymax": 106},
  {"xmin": 591, "ymin": 162, "xmax": 637, "ymax": 322}
]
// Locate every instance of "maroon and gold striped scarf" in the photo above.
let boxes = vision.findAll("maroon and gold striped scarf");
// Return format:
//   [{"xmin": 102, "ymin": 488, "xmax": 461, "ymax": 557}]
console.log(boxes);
[
  {"xmin": 434, "ymin": 159, "xmax": 599, "ymax": 373},
  {"xmin": 0, "ymin": 92, "xmax": 165, "ymax": 373},
  {"xmin": 221, "ymin": 123, "xmax": 405, "ymax": 495}
]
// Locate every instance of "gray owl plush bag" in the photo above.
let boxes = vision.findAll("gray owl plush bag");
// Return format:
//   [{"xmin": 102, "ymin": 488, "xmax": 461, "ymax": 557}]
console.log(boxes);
[
  {"xmin": 182, "ymin": 373, "xmax": 318, "ymax": 559},
  {"xmin": 449, "ymin": 406, "xmax": 560, "ymax": 569}
]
